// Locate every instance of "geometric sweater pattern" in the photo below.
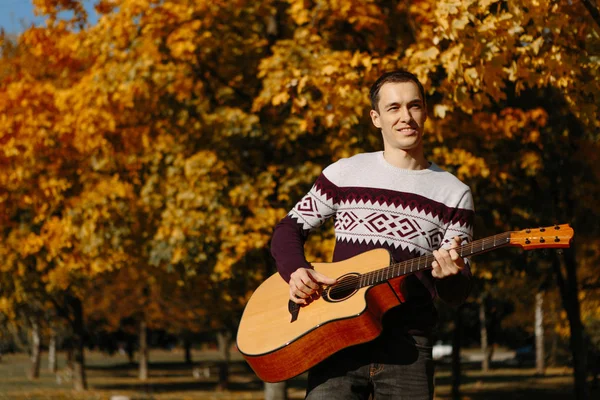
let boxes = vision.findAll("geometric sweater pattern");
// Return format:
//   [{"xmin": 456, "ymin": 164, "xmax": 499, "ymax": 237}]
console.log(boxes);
[{"xmin": 293, "ymin": 152, "xmax": 473, "ymax": 249}]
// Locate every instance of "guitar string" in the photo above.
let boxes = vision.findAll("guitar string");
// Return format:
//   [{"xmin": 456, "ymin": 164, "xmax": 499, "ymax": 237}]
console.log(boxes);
[
  {"xmin": 325, "ymin": 234, "xmax": 511, "ymax": 295},
  {"xmin": 326, "ymin": 230, "xmax": 568, "ymax": 295},
  {"xmin": 324, "ymin": 231, "xmax": 567, "ymax": 295}
]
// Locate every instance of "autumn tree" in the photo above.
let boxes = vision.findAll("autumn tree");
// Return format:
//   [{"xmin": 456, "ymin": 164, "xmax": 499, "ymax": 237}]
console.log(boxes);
[{"xmin": 2, "ymin": 2, "xmax": 599, "ymax": 399}]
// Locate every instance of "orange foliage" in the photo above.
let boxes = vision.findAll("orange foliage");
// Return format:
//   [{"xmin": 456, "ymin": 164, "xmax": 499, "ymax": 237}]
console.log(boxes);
[{"xmin": 0, "ymin": 0, "xmax": 599, "ymax": 351}]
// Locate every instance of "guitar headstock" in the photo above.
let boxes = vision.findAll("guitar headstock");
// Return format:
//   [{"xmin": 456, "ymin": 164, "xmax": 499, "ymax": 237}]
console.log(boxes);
[{"xmin": 509, "ymin": 224, "xmax": 574, "ymax": 250}]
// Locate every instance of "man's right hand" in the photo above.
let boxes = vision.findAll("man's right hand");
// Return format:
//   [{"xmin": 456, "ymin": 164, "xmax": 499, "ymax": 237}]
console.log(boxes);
[{"xmin": 289, "ymin": 268, "xmax": 337, "ymax": 305}]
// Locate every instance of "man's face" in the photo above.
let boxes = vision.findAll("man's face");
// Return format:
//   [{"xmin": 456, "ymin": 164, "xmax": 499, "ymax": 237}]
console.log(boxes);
[{"xmin": 370, "ymin": 81, "xmax": 427, "ymax": 154}]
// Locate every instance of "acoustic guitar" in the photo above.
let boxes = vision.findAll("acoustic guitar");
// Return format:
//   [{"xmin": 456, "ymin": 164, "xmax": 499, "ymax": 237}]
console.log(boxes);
[{"xmin": 236, "ymin": 224, "xmax": 574, "ymax": 382}]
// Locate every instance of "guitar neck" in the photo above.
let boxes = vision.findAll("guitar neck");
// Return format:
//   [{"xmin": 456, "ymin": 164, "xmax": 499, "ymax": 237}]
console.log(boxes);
[{"xmin": 358, "ymin": 232, "xmax": 512, "ymax": 288}]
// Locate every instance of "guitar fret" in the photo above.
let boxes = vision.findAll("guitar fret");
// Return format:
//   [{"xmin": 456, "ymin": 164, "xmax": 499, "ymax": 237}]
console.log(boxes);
[{"xmin": 358, "ymin": 232, "xmax": 520, "ymax": 288}]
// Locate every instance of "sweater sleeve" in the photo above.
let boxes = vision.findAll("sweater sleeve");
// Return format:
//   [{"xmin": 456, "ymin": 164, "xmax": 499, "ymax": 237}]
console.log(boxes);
[
  {"xmin": 435, "ymin": 188, "xmax": 475, "ymax": 306},
  {"xmin": 270, "ymin": 167, "xmax": 340, "ymax": 282}
]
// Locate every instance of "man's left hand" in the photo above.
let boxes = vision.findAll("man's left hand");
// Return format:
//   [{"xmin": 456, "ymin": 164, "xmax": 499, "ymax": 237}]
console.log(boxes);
[{"xmin": 431, "ymin": 236, "xmax": 464, "ymax": 279}]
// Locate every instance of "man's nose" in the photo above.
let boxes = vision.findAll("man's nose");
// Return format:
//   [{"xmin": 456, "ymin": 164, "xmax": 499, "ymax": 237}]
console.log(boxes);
[{"xmin": 399, "ymin": 106, "xmax": 411, "ymax": 122}]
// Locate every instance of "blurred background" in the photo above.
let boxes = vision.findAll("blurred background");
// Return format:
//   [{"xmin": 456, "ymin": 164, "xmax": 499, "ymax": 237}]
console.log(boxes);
[{"xmin": 0, "ymin": 0, "xmax": 599, "ymax": 399}]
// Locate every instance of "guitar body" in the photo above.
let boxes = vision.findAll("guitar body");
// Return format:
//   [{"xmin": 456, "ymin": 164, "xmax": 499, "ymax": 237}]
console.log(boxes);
[{"xmin": 236, "ymin": 248, "xmax": 402, "ymax": 383}]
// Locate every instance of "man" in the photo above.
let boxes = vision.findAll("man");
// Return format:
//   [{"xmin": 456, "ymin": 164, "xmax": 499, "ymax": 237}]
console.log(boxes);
[{"xmin": 270, "ymin": 70, "xmax": 474, "ymax": 399}]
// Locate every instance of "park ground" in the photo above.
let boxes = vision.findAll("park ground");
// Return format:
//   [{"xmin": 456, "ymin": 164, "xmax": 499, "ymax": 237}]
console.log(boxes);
[{"xmin": 0, "ymin": 348, "xmax": 598, "ymax": 399}]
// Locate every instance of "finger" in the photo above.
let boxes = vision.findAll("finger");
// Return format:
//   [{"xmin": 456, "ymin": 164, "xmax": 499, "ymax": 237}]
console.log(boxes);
[
  {"xmin": 449, "ymin": 249, "xmax": 461, "ymax": 263},
  {"xmin": 310, "ymin": 270, "xmax": 337, "ymax": 285},
  {"xmin": 431, "ymin": 260, "xmax": 441, "ymax": 278},
  {"xmin": 289, "ymin": 287, "xmax": 306, "ymax": 304},
  {"xmin": 300, "ymin": 276, "xmax": 320, "ymax": 291},
  {"xmin": 290, "ymin": 280, "xmax": 313, "ymax": 298},
  {"xmin": 291, "ymin": 272, "xmax": 312, "ymax": 290},
  {"xmin": 448, "ymin": 237, "xmax": 458, "ymax": 249},
  {"xmin": 433, "ymin": 249, "xmax": 450, "ymax": 269},
  {"xmin": 433, "ymin": 250, "xmax": 458, "ymax": 277},
  {"xmin": 450, "ymin": 250, "xmax": 465, "ymax": 271},
  {"xmin": 438, "ymin": 248, "xmax": 455, "ymax": 268}
]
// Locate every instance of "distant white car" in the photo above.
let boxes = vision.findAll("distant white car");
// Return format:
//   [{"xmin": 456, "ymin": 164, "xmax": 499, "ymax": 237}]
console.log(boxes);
[{"xmin": 432, "ymin": 342, "xmax": 452, "ymax": 360}]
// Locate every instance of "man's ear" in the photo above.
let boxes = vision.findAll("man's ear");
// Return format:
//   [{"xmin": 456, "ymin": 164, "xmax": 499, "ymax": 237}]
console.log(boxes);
[{"xmin": 370, "ymin": 109, "xmax": 381, "ymax": 129}]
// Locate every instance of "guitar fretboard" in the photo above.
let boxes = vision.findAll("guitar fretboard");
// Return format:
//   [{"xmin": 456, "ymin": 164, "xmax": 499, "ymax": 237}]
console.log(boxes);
[{"xmin": 357, "ymin": 232, "xmax": 512, "ymax": 288}]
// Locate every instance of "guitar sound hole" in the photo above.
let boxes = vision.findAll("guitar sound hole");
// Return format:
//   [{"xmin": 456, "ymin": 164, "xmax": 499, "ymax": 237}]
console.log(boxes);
[{"xmin": 326, "ymin": 274, "xmax": 360, "ymax": 302}]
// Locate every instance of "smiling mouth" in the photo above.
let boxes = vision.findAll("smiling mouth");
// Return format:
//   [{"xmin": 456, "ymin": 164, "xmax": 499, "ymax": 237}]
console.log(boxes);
[{"xmin": 397, "ymin": 128, "xmax": 417, "ymax": 134}]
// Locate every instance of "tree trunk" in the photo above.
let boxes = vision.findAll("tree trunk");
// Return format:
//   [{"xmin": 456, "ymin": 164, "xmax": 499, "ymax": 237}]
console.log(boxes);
[
  {"xmin": 451, "ymin": 305, "xmax": 463, "ymax": 400},
  {"xmin": 184, "ymin": 336, "xmax": 193, "ymax": 365},
  {"xmin": 139, "ymin": 319, "xmax": 148, "ymax": 381},
  {"xmin": 216, "ymin": 330, "xmax": 232, "ymax": 391},
  {"xmin": 549, "ymin": 298, "xmax": 558, "ymax": 367},
  {"xmin": 535, "ymin": 291, "xmax": 545, "ymax": 375},
  {"xmin": 552, "ymin": 249, "xmax": 589, "ymax": 399},
  {"xmin": 580, "ymin": 0, "xmax": 600, "ymax": 30},
  {"xmin": 479, "ymin": 297, "xmax": 490, "ymax": 372},
  {"xmin": 126, "ymin": 337, "xmax": 135, "ymax": 364},
  {"xmin": 69, "ymin": 295, "xmax": 87, "ymax": 391},
  {"xmin": 65, "ymin": 344, "xmax": 74, "ymax": 372},
  {"xmin": 28, "ymin": 317, "xmax": 41, "ymax": 380},
  {"xmin": 48, "ymin": 330, "xmax": 57, "ymax": 373},
  {"xmin": 8, "ymin": 323, "xmax": 27, "ymax": 352},
  {"xmin": 264, "ymin": 381, "xmax": 287, "ymax": 400}
]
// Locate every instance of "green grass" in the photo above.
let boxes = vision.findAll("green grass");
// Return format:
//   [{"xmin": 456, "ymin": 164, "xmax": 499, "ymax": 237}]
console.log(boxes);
[{"xmin": 0, "ymin": 350, "xmax": 597, "ymax": 399}]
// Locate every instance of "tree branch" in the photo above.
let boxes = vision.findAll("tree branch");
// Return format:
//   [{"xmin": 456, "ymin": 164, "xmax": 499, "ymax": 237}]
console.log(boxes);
[{"xmin": 580, "ymin": 0, "xmax": 600, "ymax": 30}]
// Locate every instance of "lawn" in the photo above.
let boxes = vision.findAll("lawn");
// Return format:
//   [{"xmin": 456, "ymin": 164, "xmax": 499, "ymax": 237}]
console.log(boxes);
[{"xmin": 0, "ymin": 349, "xmax": 596, "ymax": 399}]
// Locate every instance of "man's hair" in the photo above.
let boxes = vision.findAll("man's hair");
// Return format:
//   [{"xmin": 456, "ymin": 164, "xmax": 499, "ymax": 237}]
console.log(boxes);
[{"xmin": 369, "ymin": 70, "xmax": 426, "ymax": 112}]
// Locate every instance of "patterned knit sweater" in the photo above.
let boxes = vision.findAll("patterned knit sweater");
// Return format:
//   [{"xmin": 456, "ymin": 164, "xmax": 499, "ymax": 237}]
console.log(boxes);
[{"xmin": 271, "ymin": 151, "xmax": 475, "ymax": 334}]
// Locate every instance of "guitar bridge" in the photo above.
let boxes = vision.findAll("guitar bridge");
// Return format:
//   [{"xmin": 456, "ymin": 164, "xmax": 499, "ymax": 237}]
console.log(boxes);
[{"xmin": 288, "ymin": 300, "xmax": 299, "ymax": 322}]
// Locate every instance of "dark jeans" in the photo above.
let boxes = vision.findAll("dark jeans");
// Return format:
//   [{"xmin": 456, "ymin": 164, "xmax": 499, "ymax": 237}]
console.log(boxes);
[{"xmin": 305, "ymin": 332, "xmax": 434, "ymax": 400}]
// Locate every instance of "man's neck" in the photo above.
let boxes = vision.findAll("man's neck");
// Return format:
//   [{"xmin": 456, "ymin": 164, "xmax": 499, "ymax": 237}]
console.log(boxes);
[{"xmin": 382, "ymin": 148, "xmax": 429, "ymax": 170}]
